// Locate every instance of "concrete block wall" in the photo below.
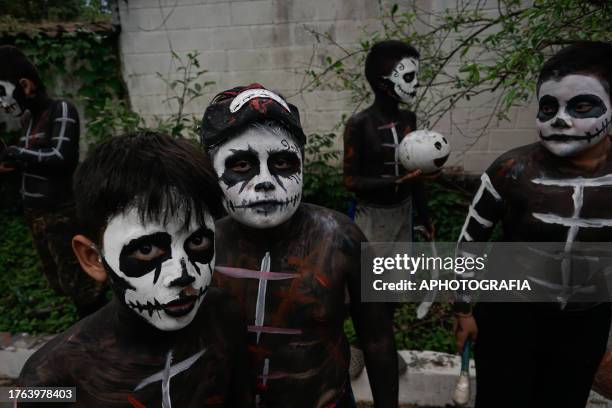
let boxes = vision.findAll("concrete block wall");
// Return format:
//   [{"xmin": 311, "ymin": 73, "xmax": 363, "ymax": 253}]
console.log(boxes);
[{"xmin": 117, "ymin": 0, "xmax": 540, "ymax": 174}]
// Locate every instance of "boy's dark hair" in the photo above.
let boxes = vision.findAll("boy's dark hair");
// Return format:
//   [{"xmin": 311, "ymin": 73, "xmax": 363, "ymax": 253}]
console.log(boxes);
[
  {"xmin": 0, "ymin": 45, "xmax": 45, "ymax": 93},
  {"xmin": 365, "ymin": 40, "xmax": 420, "ymax": 89},
  {"xmin": 74, "ymin": 132, "xmax": 224, "ymax": 243},
  {"xmin": 537, "ymin": 41, "xmax": 612, "ymax": 94}
]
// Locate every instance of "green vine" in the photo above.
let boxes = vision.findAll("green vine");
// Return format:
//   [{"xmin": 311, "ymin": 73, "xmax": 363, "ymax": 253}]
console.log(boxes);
[{"xmin": 5, "ymin": 28, "xmax": 125, "ymax": 140}]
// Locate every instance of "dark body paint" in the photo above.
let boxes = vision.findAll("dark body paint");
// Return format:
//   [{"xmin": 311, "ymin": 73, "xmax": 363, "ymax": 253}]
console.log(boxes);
[
  {"xmin": 458, "ymin": 142, "xmax": 612, "ymax": 407},
  {"xmin": 18, "ymin": 288, "xmax": 253, "ymax": 408},
  {"xmin": 9, "ymin": 98, "xmax": 80, "ymax": 209},
  {"xmin": 343, "ymin": 99, "xmax": 430, "ymax": 226},
  {"xmin": 460, "ymin": 141, "xmax": 612, "ymax": 244},
  {"xmin": 213, "ymin": 203, "xmax": 398, "ymax": 408}
]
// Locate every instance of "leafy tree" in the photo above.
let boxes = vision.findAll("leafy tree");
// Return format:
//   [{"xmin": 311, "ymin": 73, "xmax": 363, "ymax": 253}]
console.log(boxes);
[
  {"xmin": 305, "ymin": 0, "xmax": 612, "ymax": 139},
  {"xmin": 0, "ymin": 0, "xmax": 110, "ymax": 23}
]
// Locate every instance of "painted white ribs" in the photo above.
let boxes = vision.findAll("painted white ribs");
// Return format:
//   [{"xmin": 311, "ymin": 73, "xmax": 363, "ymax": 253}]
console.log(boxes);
[
  {"xmin": 530, "ymin": 174, "xmax": 612, "ymax": 305},
  {"xmin": 379, "ymin": 122, "xmax": 401, "ymax": 177},
  {"xmin": 458, "ymin": 173, "xmax": 502, "ymax": 242}
]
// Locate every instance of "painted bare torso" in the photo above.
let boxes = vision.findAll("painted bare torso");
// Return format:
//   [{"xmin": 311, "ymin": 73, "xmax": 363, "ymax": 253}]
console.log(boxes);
[
  {"xmin": 467, "ymin": 142, "xmax": 612, "ymax": 243},
  {"xmin": 214, "ymin": 203, "xmax": 363, "ymax": 408},
  {"xmin": 18, "ymin": 289, "xmax": 252, "ymax": 408},
  {"xmin": 343, "ymin": 106, "xmax": 417, "ymax": 205}
]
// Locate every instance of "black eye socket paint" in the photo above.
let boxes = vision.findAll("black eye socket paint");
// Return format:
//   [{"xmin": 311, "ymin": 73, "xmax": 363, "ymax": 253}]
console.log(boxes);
[
  {"xmin": 537, "ymin": 95, "xmax": 559, "ymax": 122},
  {"xmin": 567, "ymin": 94, "xmax": 607, "ymax": 119},
  {"xmin": 184, "ymin": 227, "xmax": 215, "ymax": 273},
  {"xmin": 0, "ymin": 84, "xmax": 5, "ymax": 97},
  {"xmin": 119, "ymin": 232, "xmax": 172, "ymax": 283},
  {"xmin": 267, "ymin": 150, "xmax": 301, "ymax": 192},
  {"xmin": 221, "ymin": 147, "xmax": 260, "ymax": 193}
]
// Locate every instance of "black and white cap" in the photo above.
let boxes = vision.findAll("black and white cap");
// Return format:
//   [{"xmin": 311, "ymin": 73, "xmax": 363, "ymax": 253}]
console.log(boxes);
[{"xmin": 200, "ymin": 83, "xmax": 306, "ymax": 151}]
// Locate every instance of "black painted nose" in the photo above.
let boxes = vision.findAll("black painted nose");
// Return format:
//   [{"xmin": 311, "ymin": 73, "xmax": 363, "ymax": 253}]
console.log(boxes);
[
  {"xmin": 255, "ymin": 181, "xmax": 275, "ymax": 192},
  {"xmin": 170, "ymin": 259, "xmax": 196, "ymax": 287},
  {"xmin": 551, "ymin": 117, "xmax": 570, "ymax": 129}
]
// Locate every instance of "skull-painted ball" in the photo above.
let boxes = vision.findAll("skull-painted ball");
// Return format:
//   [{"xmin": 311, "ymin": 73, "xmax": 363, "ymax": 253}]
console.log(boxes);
[{"xmin": 399, "ymin": 130, "xmax": 450, "ymax": 173}]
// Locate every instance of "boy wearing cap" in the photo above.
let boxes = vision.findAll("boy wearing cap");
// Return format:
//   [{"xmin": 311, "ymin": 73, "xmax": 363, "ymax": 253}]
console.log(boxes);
[{"xmin": 202, "ymin": 84, "xmax": 398, "ymax": 408}]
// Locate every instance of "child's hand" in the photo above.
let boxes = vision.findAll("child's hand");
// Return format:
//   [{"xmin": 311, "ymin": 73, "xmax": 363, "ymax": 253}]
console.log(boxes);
[
  {"xmin": 395, "ymin": 169, "xmax": 422, "ymax": 184},
  {"xmin": 0, "ymin": 162, "xmax": 16, "ymax": 174}
]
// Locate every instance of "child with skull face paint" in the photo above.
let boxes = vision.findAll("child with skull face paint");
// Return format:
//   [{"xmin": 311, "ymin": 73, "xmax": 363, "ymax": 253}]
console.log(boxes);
[
  {"xmin": 453, "ymin": 42, "xmax": 612, "ymax": 408},
  {"xmin": 201, "ymin": 84, "xmax": 399, "ymax": 408},
  {"xmin": 18, "ymin": 133, "xmax": 254, "ymax": 408},
  {"xmin": 0, "ymin": 45, "xmax": 107, "ymax": 317},
  {"xmin": 342, "ymin": 40, "xmax": 436, "ymax": 376}
]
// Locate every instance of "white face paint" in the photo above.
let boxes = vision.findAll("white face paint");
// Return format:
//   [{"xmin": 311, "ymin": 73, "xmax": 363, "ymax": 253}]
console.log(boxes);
[
  {"xmin": 212, "ymin": 125, "xmax": 303, "ymax": 229},
  {"xmin": 102, "ymin": 207, "xmax": 215, "ymax": 331},
  {"xmin": 0, "ymin": 80, "xmax": 23, "ymax": 118},
  {"xmin": 384, "ymin": 57, "xmax": 419, "ymax": 103},
  {"xmin": 537, "ymin": 74, "xmax": 612, "ymax": 157}
]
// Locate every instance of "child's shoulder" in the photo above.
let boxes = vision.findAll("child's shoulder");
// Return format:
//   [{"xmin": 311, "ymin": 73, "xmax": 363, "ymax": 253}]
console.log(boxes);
[{"xmin": 19, "ymin": 306, "xmax": 113, "ymax": 386}]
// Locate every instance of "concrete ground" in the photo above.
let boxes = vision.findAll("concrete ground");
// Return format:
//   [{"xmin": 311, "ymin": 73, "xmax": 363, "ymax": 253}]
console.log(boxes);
[{"xmin": 0, "ymin": 334, "xmax": 610, "ymax": 407}]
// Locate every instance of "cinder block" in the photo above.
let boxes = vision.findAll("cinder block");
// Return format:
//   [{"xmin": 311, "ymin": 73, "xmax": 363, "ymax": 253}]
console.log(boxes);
[
  {"xmin": 227, "ymin": 49, "xmax": 274, "ymax": 71},
  {"xmin": 315, "ymin": 0, "xmax": 365, "ymax": 21},
  {"xmin": 251, "ymin": 24, "xmax": 292, "ymax": 48},
  {"xmin": 299, "ymin": 90, "xmax": 352, "ymax": 111},
  {"xmin": 230, "ymin": 0, "xmax": 275, "ymax": 26},
  {"xmin": 122, "ymin": 53, "xmax": 173, "ymax": 76},
  {"xmin": 463, "ymin": 151, "xmax": 502, "ymax": 174},
  {"xmin": 120, "ymin": 7, "xmax": 165, "ymax": 32},
  {"xmin": 166, "ymin": 3, "xmax": 231, "ymax": 29},
  {"xmin": 121, "ymin": 31, "xmax": 171, "ymax": 54},
  {"xmin": 449, "ymin": 127, "xmax": 489, "ymax": 152},
  {"xmin": 269, "ymin": 46, "xmax": 315, "ymax": 70},
  {"xmin": 468, "ymin": 108, "xmax": 497, "ymax": 132},
  {"xmin": 198, "ymin": 50, "xmax": 228, "ymax": 72},
  {"xmin": 293, "ymin": 22, "xmax": 336, "ymax": 46},
  {"xmin": 488, "ymin": 129, "xmax": 538, "ymax": 151},
  {"xmin": 123, "ymin": 74, "xmax": 167, "ymax": 96},
  {"xmin": 167, "ymin": 28, "xmax": 213, "ymax": 51},
  {"xmin": 285, "ymin": 0, "xmax": 317, "ymax": 22},
  {"xmin": 515, "ymin": 104, "xmax": 538, "ymax": 128},
  {"xmin": 495, "ymin": 107, "xmax": 518, "ymax": 129},
  {"xmin": 334, "ymin": 20, "xmax": 365, "ymax": 44},
  {"xmin": 210, "ymin": 26, "xmax": 254, "ymax": 50}
]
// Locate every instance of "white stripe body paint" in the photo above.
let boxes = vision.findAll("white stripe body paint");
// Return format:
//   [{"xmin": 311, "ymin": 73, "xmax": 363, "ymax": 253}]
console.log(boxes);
[
  {"xmin": 18, "ymin": 101, "xmax": 70, "ymax": 161},
  {"xmin": 529, "ymin": 174, "xmax": 612, "ymax": 305},
  {"xmin": 390, "ymin": 125, "xmax": 400, "ymax": 177},
  {"xmin": 255, "ymin": 252, "xmax": 271, "ymax": 344},
  {"xmin": 458, "ymin": 173, "xmax": 502, "ymax": 242},
  {"xmin": 134, "ymin": 349, "xmax": 206, "ymax": 391}
]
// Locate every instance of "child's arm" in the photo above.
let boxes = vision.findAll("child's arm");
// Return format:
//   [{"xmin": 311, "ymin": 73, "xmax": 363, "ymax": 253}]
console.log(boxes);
[{"xmin": 6, "ymin": 100, "xmax": 79, "ymax": 169}]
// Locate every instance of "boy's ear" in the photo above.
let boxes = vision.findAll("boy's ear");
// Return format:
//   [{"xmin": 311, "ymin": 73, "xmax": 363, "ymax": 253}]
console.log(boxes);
[
  {"xmin": 72, "ymin": 235, "xmax": 108, "ymax": 283},
  {"xmin": 18, "ymin": 78, "xmax": 36, "ymax": 98}
]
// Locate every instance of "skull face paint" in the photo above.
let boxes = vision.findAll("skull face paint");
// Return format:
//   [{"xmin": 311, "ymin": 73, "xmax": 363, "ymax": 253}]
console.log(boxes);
[
  {"xmin": 0, "ymin": 80, "xmax": 23, "ymax": 117},
  {"xmin": 537, "ymin": 74, "xmax": 612, "ymax": 157},
  {"xmin": 102, "ymin": 207, "xmax": 215, "ymax": 331},
  {"xmin": 213, "ymin": 125, "xmax": 303, "ymax": 229},
  {"xmin": 384, "ymin": 57, "xmax": 419, "ymax": 103}
]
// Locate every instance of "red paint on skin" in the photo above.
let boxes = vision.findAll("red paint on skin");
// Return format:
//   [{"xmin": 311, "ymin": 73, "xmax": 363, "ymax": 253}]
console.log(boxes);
[
  {"xmin": 274, "ymin": 289, "xmax": 318, "ymax": 305},
  {"xmin": 315, "ymin": 273, "xmax": 331, "ymax": 289},
  {"xmin": 271, "ymin": 251, "xmax": 327, "ymax": 327},
  {"xmin": 127, "ymin": 395, "xmax": 146, "ymax": 408},
  {"xmin": 204, "ymin": 396, "xmax": 225, "ymax": 404},
  {"xmin": 249, "ymin": 344, "xmax": 272, "ymax": 359},
  {"xmin": 495, "ymin": 158, "xmax": 515, "ymax": 180}
]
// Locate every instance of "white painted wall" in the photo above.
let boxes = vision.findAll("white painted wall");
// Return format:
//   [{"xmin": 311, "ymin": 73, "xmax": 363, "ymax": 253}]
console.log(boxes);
[{"xmin": 117, "ymin": 0, "xmax": 539, "ymax": 174}]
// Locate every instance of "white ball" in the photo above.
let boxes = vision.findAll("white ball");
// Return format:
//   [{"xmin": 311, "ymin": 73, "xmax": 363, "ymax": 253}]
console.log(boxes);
[{"xmin": 399, "ymin": 130, "xmax": 450, "ymax": 174}]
